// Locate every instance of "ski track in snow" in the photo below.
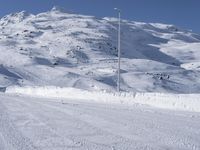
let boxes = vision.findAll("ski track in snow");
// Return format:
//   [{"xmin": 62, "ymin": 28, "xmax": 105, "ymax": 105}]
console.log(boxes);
[
  {"xmin": 0, "ymin": 94, "xmax": 200, "ymax": 150},
  {"xmin": 0, "ymin": 100, "xmax": 37, "ymax": 150}
]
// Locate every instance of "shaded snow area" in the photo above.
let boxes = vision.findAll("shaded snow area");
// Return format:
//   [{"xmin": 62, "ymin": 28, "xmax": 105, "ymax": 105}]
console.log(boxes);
[
  {"xmin": 6, "ymin": 86, "xmax": 200, "ymax": 112},
  {"xmin": 0, "ymin": 7, "xmax": 200, "ymax": 93},
  {"xmin": 0, "ymin": 93, "xmax": 200, "ymax": 150}
]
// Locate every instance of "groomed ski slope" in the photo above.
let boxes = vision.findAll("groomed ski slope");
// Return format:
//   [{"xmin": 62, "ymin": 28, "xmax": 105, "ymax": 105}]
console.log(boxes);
[
  {"xmin": 6, "ymin": 86, "xmax": 200, "ymax": 112},
  {"xmin": 0, "ymin": 93, "xmax": 200, "ymax": 150}
]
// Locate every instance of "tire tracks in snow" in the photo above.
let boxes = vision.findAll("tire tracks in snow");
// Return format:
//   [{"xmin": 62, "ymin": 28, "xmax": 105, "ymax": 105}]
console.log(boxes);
[
  {"xmin": 0, "ymin": 100, "xmax": 38, "ymax": 150},
  {"xmin": 13, "ymin": 97, "xmax": 118, "ymax": 149},
  {"xmin": 1, "ymin": 94, "xmax": 200, "ymax": 150},
  {"xmin": 2, "ymin": 96, "xmax": 116, "ymax": 149},
  {"xmin": 13, "ymin": 96, "xmax": 158, "ymax": 150}
]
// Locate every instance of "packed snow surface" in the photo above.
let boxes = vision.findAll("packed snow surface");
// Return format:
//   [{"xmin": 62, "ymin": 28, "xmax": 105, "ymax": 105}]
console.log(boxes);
[
  {"xmin": 0, "ymin": 7, "xmax": 200, "ymax": 93},
  {"xmin": 0, "ymin": 93, "xmax": 200, "ymax": 150}
]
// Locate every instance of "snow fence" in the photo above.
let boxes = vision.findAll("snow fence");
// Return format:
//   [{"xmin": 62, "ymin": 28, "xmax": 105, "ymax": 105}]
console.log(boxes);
[{"xmin": 5, "ymin": 86, "xmax": 200, "ymax": 112}]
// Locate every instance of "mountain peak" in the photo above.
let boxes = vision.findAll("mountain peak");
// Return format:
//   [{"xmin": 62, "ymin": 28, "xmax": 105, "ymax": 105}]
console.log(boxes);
[
  {"xmin": 14, "ymin": 11, "xmax": 32, "ymax": 19},
  {"xmin": 0, "ymin": 10, "xmax": 33, "ymax": 25},
  {"xmin": 0, "ymin": 8, "xmax": 200, "ymax": 93},
  {"xmin": 50, "ymin": 6, "xmax": 75, "ymax": 14},
  {"xmin": 51, "ymin": 6, "xmax": 65, "ymax": 13}
]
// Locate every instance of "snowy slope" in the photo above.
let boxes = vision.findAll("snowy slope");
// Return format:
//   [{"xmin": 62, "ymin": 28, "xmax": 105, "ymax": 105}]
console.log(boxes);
[{"xmin": 1, "ymin": 7, "xmax": 200, "ymax": 93}]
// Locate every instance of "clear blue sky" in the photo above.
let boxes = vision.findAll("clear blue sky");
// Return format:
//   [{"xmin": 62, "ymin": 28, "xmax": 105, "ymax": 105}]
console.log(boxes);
[{"xmin": 0, "ymin": 0, "xmax": 199, "ymax": 33}]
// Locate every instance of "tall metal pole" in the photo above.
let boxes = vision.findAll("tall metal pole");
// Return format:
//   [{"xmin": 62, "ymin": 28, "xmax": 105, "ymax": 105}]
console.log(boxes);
[{"xmin": 114, "ymin": 8, "xmax": 121, "ymax": 92}]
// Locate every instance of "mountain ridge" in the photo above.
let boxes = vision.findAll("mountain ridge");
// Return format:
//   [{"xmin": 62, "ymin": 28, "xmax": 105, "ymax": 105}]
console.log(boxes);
[{"xmin": 0, "ymin": 7, "xmax": 200, "ymax": 93}]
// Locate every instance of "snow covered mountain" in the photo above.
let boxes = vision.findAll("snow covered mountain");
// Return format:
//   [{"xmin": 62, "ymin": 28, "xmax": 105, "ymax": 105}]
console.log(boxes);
[{"xmin": 1, "ymin": 7, "xmax": 200, "ymax": 93}]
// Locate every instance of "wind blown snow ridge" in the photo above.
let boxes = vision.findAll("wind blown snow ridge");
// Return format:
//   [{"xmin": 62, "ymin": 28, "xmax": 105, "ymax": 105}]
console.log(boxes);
[{"xmin": 5, "ymin": 86, "xmax": 200, "ymax": 112}]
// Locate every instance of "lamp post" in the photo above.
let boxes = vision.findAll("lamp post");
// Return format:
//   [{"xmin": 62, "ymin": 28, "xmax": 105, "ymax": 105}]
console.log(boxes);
[{"xmin": 114, "ymin": 8, "xmax": 121, "ymax": 92}]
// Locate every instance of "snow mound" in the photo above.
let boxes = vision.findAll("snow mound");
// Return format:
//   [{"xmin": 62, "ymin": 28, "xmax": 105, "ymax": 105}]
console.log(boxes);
[{"xmin": 5, "ymin": 86, "xmax": 200, "ymax": 112}]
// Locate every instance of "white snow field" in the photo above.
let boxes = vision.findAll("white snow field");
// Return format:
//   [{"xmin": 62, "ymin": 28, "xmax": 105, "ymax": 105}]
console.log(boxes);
[
  {"xmin": 0, "ymin": 6, "xmax": 200, "ymax": 93},
  {"xmin": 1, "ymin": 6, "xmax": 200, "ymax": 150},
  {"xmin": 0, "ymin": 93, "xmax": 200, "ymax": 150},
  {"xmin": 5, "ymin": 86, "xmax": 200, "ymax": 112}
]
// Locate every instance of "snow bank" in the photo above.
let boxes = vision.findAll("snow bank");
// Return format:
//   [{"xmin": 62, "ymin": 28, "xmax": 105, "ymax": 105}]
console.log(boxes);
[{"xmin": 5, "ymin": 86, "xmax": 200, "ymax": 112}]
